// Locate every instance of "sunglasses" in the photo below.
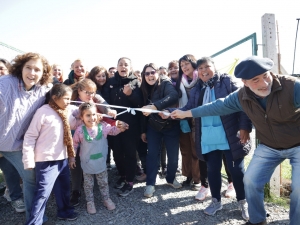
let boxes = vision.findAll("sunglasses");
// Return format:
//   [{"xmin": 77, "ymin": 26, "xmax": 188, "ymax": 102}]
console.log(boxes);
[{"xmin": 144, "ymin": 71, "xmax": 156, "ymax": 77}]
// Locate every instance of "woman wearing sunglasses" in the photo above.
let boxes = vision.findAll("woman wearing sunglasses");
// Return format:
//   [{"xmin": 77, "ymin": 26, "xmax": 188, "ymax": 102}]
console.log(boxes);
[{"xmin": 140, "ymin": 63, "xmax": 181, "ymax": 198}]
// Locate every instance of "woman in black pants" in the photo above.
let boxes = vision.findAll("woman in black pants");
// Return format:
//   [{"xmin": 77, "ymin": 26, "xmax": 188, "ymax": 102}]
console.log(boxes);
[{"xmin": 102, "ymin": 57, "xmax": 143, "ymax": 197}]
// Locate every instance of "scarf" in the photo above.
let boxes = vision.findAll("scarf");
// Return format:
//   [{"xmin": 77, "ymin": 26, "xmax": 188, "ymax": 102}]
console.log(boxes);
[
  {"xmin": 178, "ymin": 82, "xmax": 188, "ymax": 108},
  {"xmin": 48, "ymin": 100, "xmax": 75, "ymax": 158},
  {"xmin": 181, "ymin": 70, "xmax": 199, "ymax": 89},
  {"xmin": 67, "ymin": 70, "xmax": 86, "ymax": 84},
  {"xmin": 202, "ymin": 74, "xmax": 219, "ymax": 104}
]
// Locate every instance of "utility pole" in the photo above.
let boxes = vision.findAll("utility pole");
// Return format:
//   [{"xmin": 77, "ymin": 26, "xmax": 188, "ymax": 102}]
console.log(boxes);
[{"xmin": 292, "ymin": 18, "xmax": 300, "ymax": 75}]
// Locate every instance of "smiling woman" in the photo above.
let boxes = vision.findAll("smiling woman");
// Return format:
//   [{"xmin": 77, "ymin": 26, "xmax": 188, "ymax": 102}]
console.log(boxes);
[
  {"xmin": 140, "ymin": 63, "xmax": 181, "ymax": 198},
  {"xmin": 0, "ymin": 52, "xmax": 53, "ymax": 221},
  {"xmin": 10, "ymin": 52, "xmax": 52, "ymax": 90}
]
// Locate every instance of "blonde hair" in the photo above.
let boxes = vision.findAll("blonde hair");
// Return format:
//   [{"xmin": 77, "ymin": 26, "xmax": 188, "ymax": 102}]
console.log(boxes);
[
  {"xmin": 72, "ymin": 59, "xmax": 89, "ymax": 77},
  {"xmin": 51, "ymin": 64, "xmax": 64, "ymax": 82}
]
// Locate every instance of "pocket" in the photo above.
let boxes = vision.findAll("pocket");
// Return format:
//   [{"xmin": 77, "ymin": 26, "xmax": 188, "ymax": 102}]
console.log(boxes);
[{"xmin": 201, "ymin": 125, "xmax": 228, "ymax": 145}]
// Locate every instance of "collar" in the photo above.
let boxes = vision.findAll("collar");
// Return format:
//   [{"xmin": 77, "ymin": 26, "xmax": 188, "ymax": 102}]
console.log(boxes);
[{"xmin": 18, "ymin": 79, "xmax": 36, "ymax": 92}]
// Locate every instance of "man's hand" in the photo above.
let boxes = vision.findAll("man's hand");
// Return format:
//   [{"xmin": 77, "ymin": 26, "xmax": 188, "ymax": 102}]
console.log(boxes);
[{"xmin": 170, "ymin": 110, "xmax": 192, "ymax": 119}]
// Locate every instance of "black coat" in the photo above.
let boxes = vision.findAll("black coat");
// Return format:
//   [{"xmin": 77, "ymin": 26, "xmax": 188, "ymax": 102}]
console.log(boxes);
[
  {"xmin": 102, "ymin": 72, "xmax": 143, "ymax": 128},
  {"xmin": 141, "ymin": 76, "xmax": 179, "ymax": 133}
]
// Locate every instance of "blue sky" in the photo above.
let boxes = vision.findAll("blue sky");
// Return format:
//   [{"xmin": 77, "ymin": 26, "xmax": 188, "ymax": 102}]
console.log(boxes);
[{"xmin": 0, "ymin": 0, "xmax": 299, "ymax": 76}]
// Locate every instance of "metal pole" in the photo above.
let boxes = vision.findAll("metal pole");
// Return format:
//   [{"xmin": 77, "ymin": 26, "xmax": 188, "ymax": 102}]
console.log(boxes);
[
  {"xmin": 276, "ymin": 20, "xmax": 282, "ymax": 74},
  {"xmin": 292, "ymin": 19, "xmax": 300, "ymax": 75}
]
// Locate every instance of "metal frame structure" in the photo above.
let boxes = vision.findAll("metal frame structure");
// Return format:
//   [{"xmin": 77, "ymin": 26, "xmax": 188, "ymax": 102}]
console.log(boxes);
[{"xmin": 210, "ymin": 33, "xmax": 257, "ymax": 58}]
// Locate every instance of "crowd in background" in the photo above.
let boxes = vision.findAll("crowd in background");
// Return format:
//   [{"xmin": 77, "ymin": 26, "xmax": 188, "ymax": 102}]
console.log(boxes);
[{"xmin": 0, "ymin": 53, "xmax": 252, "ymax": 224}]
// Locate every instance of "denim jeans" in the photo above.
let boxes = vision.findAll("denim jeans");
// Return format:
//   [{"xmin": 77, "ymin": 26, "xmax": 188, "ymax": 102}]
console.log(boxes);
[
  {"xmin": 205, "ymin": 149, "xmax": 245, "ymax": 201},
  {"xmin": 0, "ymin": 151, "xmax": 36, "ymax": 221},
  {"xmin": 146, "ymin": 123, "xmax": 180, "ymax": 186},
  {"xmin": 0, "ymin": 156, "xmax": 22, "ymax": 201},
  {"xmin": 244, "ymin": 144, "xmax": 300, "ymax": 225}
]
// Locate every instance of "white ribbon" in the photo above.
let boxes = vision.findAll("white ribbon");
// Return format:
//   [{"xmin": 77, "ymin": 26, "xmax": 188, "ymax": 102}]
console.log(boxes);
[{"xmin": 70, "ymin": 101, "xmax": 170, "ymax": 118}]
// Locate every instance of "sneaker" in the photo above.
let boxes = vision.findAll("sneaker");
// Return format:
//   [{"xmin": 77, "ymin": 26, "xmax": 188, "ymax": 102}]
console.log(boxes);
[
  {"xmin": 11, "ymin": 198, "xmax": 25, "ymax": 213},
  {"xmin": 238, "ymin": 199, "xmax": 249, "ymax": 221},
  {"xmin": 118, "ymin": 182, "xmax": 133, "ymax": 197},
  {"xmin": 243, "ymin": 220, "xmax": 267, "ymax": 225},
  {"xmin": 144, "ymin": 185, "xmax": 155, "ymax": 198},
  {"xmin": 86, "ymin": 201, "xmax": 96, "ymax": 214},
  {"xmin": 114, "ymin": 177, "xmax": 126, "ymax": 189},
  {"xmin": 57, "ymin": 212, "xmax": 78, "ymax": 221},
  {"xmin": 191, "ymin": 182, "xmax": 201, "ymax": 191},
  {"xmin": 182, "ymin": 177, "xmax": 192, "ymax": 186},
  {"xmin": 167, "ymin": 179, "xmax": 182, "ymax": 189},
  {"xmin": 195, "ymin": 186, "xmax": 211, "ymax": 201},
  {"xmin": 136, "ymin": 173, "xmax": 147, "ymax": 182},
  {"xmin": 204, "ymin": 198, "xmax": 222, "ymax": 215},
  {"xmin": 3, "ymin": 188, "xmax": 11, "ymax": 202},
  {"xmin": 70, "ymin": 190, "xmax": 81, "ymax": 207},
  {"xmin": 225, "ymin": 182, "xmax": 236, "ymax": 198},
  {"xmin": 103, "ymin": 198, "xmax": 116, "ymax": 210}
]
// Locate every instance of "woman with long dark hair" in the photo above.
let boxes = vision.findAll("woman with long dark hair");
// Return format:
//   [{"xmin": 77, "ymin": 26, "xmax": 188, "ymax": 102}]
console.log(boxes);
[{"xmin": 140, "ymin": 63, "xmax": 181, "ymax": 198}]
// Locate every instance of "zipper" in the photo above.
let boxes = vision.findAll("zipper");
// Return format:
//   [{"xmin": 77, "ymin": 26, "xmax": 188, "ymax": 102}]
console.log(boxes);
[{"xmin": 245, "ymin": 94, "xmax": 279, "ymax": 147}]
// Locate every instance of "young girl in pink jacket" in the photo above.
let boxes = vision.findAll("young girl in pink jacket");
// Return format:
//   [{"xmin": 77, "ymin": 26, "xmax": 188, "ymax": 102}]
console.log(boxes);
[{"xmin": 23, "ymin": 83, "xmax": 81, "ymax": 224}]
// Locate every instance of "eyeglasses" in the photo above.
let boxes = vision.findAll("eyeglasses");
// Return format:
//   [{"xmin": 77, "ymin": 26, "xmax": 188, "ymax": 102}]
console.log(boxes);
[
  {"xmin": 81, "ymin": 90, "xmax": 95, "ymax": 96},
  {"xmin": 144, "ymin": 71, "xmax": 156, "ymax": 77}
]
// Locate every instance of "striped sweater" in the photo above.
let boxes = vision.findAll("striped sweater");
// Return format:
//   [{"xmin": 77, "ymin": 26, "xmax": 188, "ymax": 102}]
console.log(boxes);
[{"xmin": 0, "ymin": 75, "xmax": 52, "ymax": 152}]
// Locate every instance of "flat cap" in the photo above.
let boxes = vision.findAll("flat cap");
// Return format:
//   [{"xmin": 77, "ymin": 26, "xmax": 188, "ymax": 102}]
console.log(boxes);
[{"xmin": 234, "ymin": 56, "xmax": 274, "ymax": 79}]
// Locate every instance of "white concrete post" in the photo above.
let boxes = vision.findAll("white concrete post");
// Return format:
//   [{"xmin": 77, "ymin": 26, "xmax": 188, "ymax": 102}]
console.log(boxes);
[{"xmin": 261, "ymin": 13, "xmax": 281, "ymax": 197}]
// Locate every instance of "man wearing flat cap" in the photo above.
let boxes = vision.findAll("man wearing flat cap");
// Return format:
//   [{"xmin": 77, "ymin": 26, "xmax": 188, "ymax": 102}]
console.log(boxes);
[{"xmin": 170, "ymin": 56, "xmax": 300, "ymax": 225}]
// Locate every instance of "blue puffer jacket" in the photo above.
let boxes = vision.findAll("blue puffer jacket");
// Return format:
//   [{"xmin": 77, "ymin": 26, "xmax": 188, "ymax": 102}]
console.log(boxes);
[{"xmin": 170, "ymin": 73, "xmax": 252, "ymax": 161}]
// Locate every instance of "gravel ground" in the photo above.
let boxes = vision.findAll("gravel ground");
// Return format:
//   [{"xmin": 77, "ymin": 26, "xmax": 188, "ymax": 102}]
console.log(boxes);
[{"xmin": 0, "ymin": 130, "xmax": 291, "ymax": 225}]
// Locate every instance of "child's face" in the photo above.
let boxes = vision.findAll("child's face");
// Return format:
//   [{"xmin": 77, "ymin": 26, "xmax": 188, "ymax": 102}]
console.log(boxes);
[
  {"xmin": 53, "ymin": 91, "xmax": 72, "ymax": 110},
  {"xmin": 81, "ymin": 107, "xmax": 97, "ymax": 128},
  {"xmin": 117, "ymin": 59, "xmax": 131, "ymax": 77},
  {"xmin": 78, "ymin": 86, "xmax": 95, "ymax": 102}
]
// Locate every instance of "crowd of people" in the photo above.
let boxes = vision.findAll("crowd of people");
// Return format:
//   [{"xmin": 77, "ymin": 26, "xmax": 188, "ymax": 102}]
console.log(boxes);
[{"xmin": 0, "ymin": 53, "xmax": 299, "ymax": 225}]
